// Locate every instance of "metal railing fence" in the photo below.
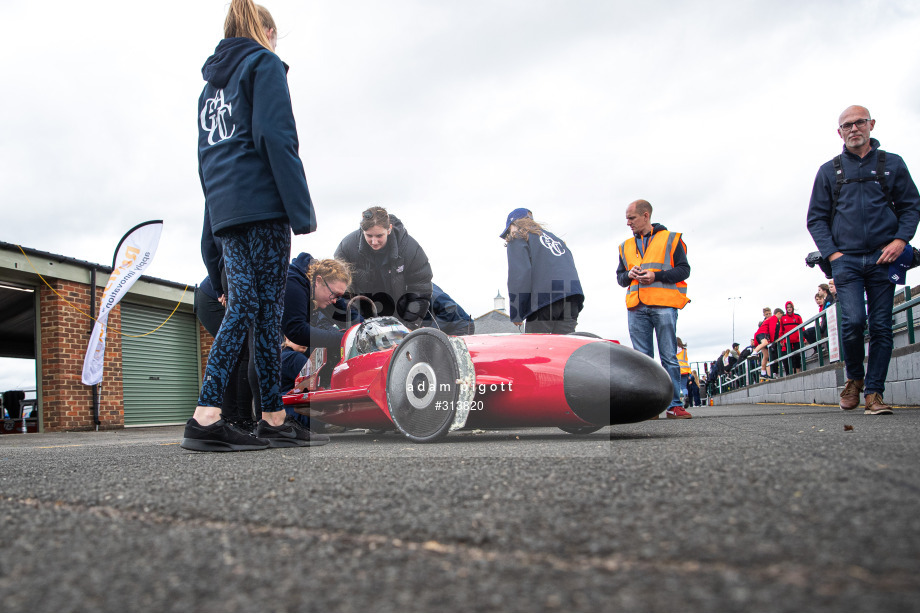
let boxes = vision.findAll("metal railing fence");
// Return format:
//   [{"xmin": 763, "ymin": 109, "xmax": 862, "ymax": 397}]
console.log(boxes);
[{"xmin": 702, "ymin": 287, "xmax": 920, "ymax": 398}]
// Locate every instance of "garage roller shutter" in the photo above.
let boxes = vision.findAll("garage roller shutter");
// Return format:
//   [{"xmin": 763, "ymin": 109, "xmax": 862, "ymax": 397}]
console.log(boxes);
[{"xmin": 121, "ymin": 302, "xmax": 199, "ymax": 426}]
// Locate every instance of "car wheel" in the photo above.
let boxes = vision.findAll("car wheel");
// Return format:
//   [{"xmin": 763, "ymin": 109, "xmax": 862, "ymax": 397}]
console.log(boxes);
[
  {"xmin": 386, "ymin": 328, "xmax": 462, "ymax": 443},
  {"xmin": 558, "ymin": 425, "xmax": 604, "ymax": 435}
]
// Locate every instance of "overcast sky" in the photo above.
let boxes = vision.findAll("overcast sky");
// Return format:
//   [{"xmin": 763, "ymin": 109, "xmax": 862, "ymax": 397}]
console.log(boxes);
[{"xmin": 3, "ymin": 0, "xmax": 920, "ymax": 391}]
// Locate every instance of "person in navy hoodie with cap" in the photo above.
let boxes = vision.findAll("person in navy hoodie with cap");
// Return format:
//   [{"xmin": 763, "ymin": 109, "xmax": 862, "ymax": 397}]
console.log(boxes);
[
  {"xmin": 501, "ymin": 208, "xmax": 584, "ymax": 334},
  {"xmin": 182, "ymin": 0, "xmax": 327, "ymax": 452}
]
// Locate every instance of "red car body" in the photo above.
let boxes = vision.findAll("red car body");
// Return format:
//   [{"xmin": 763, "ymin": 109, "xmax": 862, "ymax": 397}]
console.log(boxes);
[{"xmin": 282, "ymin": 318, "xmax": 672, "ymax": 442}]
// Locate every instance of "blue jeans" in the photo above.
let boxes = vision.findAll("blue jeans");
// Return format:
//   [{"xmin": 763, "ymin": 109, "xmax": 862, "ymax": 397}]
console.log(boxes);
[
  {"xmin": 830, "ymin": 250, "xmax": 895, "ymax": 395},
  {"xmin": 628, "ymin": 305, "xmax": 682, "ymax": 407}
]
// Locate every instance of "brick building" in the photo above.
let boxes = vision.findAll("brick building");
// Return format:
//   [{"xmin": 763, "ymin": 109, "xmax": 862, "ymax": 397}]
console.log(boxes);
[{"xmin": 0, "ymin": 241, "xmax": 203, "ymax": 432}]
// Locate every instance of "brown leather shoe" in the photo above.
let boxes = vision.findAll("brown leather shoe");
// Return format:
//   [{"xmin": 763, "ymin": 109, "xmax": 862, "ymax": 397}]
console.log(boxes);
[
  {"xmin": 864, "ymin": 392, "xmax": 893, "ymax": 415},
  {"xmin": 839, "ymin": 379, "xmax": 864, "ymax": 410}
]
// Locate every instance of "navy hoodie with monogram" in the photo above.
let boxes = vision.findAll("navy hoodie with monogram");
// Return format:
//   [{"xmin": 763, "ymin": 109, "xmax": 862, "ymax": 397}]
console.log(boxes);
[
  {"xmin": 198, "ymin": 38, "xmax": 316, "ymax": 237},
  {"xmin": 506, "ymin": 229, "xmax": 584, "ymax": 322}
]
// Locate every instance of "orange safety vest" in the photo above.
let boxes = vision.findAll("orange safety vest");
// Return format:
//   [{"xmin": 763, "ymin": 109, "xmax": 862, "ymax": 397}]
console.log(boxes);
[
  {"xmin": 619, "ymin": 230, "xmax": 689, "ymax": 309},
  {"xmin": 676, "ymin": 348, "xmax": 690, "ymax": 374}
]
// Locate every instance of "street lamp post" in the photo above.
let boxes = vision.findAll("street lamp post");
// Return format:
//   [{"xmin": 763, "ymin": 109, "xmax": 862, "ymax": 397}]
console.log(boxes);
[{"xmin": 728, "ymin": 296, "xmax": 741, "ymax": 345}]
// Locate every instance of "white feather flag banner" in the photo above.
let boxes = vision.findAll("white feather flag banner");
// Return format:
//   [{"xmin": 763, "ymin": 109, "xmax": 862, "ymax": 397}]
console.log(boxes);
[{"xmin": 81, "ymin": 220, "xmax": 163, "ymax": 386}]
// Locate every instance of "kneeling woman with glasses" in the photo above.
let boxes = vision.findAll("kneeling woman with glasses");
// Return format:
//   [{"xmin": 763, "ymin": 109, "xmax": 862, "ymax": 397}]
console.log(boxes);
[{"xmin": 281, "ymin": 255, "xmax": 359, "ymax": 389}]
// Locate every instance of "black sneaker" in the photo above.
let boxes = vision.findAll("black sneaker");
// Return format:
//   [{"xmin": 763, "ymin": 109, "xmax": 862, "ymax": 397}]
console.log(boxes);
[
  {"xmin": 225, "ymin": 416, "xmax": 257, "ymax": 435},
  {"xmin": 256, "ymin": 418, "xmax": 330, "ymax": 447},
  {"xmin": 180, "ymin": 418, "xmax": 270, "ymax": 452}
]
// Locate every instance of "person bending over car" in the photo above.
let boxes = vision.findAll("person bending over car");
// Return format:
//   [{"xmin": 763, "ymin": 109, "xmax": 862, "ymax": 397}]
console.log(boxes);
[{"xmin": 334, "ymin": 206, "xmax": 433, "ymax": 328}]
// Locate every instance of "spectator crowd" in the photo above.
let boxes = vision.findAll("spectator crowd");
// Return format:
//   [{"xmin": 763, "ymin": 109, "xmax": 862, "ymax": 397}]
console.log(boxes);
[{"xmin": 695, "ymin": 282, "xmax": 839, "ymax": 398}]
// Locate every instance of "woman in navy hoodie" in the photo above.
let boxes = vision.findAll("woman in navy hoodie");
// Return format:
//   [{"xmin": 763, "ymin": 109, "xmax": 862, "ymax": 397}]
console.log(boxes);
[
  {"xmin": 501, "ymin": 208, "xmax": 584, "ymax": 334},
  {"xmin": 182, "ymin": 0, "xmax": 325, "ymax": 452}
]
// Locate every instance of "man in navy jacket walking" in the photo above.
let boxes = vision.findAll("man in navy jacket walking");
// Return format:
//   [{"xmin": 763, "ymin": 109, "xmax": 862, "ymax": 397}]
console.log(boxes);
[{"xmin": 807, "ymin": 105, "xmax": 920, "ymax": 415}]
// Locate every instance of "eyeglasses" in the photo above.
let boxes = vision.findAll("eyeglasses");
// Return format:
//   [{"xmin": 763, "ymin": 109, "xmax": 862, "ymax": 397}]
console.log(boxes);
[
  {"xmin": 320, "ymin": 277, "xmax": 342, "ymax": 300},
  {"xmin": 839, "ymin": 118, "xmax": 870, "ymax": 131}
]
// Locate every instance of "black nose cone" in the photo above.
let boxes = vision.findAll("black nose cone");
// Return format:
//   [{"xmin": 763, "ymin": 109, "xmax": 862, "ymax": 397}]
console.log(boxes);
[{"xmin": 563, "ymin": 341, "xmax": 672, "ymax": 424}]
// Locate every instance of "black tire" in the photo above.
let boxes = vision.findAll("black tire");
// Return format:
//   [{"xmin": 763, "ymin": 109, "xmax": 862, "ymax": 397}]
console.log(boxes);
[
  {"xmin": 568, "ymin": 331, "xmax": 601, "ymax": 338},
  {"xmin": 386, "ymin": 328, "xmax": 461, "ymax": 443},
  {"xmin": 558, "ymin": 425, "xmax": 604, "ymax": 435}
]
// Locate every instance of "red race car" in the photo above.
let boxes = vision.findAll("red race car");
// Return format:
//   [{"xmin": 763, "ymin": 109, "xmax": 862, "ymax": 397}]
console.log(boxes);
[{"xmin": 282, "ymin": 317, "xmax": 672, "ymax": 443}]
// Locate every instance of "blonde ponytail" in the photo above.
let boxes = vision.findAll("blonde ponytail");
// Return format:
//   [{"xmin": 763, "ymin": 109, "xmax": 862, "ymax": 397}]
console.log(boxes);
[{"xmin": 224, "ymin": 0, "xmax": 276, "ymax": 51}]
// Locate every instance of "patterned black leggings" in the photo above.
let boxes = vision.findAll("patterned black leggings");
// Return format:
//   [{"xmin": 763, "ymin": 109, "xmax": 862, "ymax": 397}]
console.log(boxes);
[{"xmin": 198, "ymin": 220, "xmax": 290, "ymax": 413}]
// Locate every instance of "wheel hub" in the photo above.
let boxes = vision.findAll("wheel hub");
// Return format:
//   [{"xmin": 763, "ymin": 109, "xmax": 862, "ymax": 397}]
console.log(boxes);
[{"xmin": 406, "ymin": 362, "xmax": 437, "ymax": 409}]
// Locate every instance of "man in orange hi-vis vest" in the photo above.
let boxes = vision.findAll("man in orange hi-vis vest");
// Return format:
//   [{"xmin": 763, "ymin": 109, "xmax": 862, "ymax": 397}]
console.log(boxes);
[{"xmin": 616, "ymin": 199, "xmax": 691, "ymax": 419}]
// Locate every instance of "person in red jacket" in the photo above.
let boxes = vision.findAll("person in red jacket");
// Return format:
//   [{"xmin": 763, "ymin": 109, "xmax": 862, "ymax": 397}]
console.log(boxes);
[
  {"xmin": 779, "ymin": 301, "xmax": 804, "ymax": 374},
  {"xmin": 753, "ymin": 308, "xmax": 782, "ymax": 379}
]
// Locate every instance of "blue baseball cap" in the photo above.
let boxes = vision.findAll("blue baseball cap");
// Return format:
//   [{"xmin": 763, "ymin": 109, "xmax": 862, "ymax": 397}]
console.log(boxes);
[
  {"xmin": 500, "ymin": 208, "xmax": 532, "ymax": 238},
  {"xmin": 889, "ymin": 243, "xmax": 914, "ymax": 284}
]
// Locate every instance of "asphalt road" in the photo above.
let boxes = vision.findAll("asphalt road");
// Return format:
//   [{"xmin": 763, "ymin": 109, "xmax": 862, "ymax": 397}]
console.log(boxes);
[{"xmin": 1, "ymin": 403, "xmax": 919, "ymax": 612}]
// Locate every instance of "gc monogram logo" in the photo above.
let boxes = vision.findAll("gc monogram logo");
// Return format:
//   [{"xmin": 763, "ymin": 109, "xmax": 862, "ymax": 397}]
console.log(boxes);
[
  {"xmin": 200, "ymin": 89, "xmax": 236, "ymax": 145},
  {"xmin": 540, "ymin": 233, "xmax": 566, "ymax": 257}
]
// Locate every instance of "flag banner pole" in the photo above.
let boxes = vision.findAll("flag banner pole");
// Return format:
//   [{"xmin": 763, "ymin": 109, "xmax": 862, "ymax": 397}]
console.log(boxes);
[{"xmin": 81, "ymin": 220, "xmax": 164, "ymax": 386}]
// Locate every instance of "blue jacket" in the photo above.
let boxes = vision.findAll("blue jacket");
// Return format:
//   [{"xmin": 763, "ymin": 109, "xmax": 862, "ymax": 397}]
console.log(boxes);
[
  {"xmin": 199, "ymin": 275, "xmax": 220, "ymax": 301},
  {"xmin": 200, "ymin": 211, "xmax": 224, "ymax": 297},
  {"xmin": 198, "ymin": 38, "xmax": 317, "ymax": 236},
  {"xmin": 280, "ymin": 346, "xmax": 311, "ymax": 427},
  {"xmin": 506, "ymin": 229, "xmax": 584, "ymax": 322},
  {"xmin": 281, "ymin": 346, "xmax": 309, "ymax": 394},
  {"xmin": 807, "ymin": 138, "xmax": 920, "ymax": 257},
  {"xmin": 282, "ymin": 252, "xmax": 361, "ymax": 356},
  {"xmin": 420, "ymin": 284, "xmax": 474, "ymax": 336}
]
